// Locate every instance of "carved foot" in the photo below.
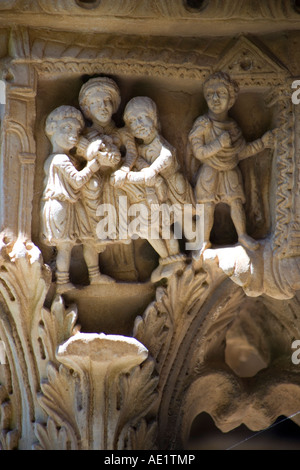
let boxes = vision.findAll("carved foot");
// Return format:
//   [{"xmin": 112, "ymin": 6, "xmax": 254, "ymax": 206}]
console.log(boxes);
[
  {"xmin": 151, "ymin": 256, "xmax": 186, "ymax": 283},
  {"xmin": 90, "ymin": 274, "xmax": 116, "ymax": 285},
  {"xmin": 56, "ymin": 282, "xmax": 76, "ymax": 294},
  {"xmin": 238, "ymin": 234, "xmax": 260, "ymax": 251}
]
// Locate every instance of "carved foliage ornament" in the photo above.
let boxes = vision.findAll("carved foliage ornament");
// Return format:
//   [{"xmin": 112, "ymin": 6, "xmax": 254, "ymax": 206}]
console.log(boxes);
[
  {"xmin": 0, "ymin": 237, "xmax": 157, "ymax": 450},
  {"xmin": 0, "ymin": 28, "xmax": 299, "ymax": 451}
]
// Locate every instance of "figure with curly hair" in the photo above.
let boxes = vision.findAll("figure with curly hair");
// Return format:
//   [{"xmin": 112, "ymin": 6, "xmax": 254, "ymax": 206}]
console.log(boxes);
[
  {"xmin": 188, "ymin": 71, "xmax": 276, "ymax": 255},
  {"xmin": 41, "ymin": 105, "xmax": 116, "ymax": 293}
]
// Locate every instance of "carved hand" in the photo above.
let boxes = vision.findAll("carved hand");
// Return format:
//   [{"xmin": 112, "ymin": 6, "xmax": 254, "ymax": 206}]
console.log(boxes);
[
  {"xmin": 110, "ymin": 168, "xmax": 127, "ymax": 187},
  {"xmin": 261, "ymin": 129, "xmax": 278, "ymax": 149},
  {"xmin": 95, "ymin": 149, "xmax": 121, "ymax": 168},
  {"xmin": 218, "ymin": 131, "xmax": 232, "ymax": 149},
  {"xmin": 86, "ymin": 139, "xmax": 105, "ymax": 161}
]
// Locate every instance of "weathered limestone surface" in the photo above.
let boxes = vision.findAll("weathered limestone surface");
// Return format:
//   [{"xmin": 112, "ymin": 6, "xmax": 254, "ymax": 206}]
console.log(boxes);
[{"xmin": 0, "ymin": 0, "xmax": 300, "ymax": 450}]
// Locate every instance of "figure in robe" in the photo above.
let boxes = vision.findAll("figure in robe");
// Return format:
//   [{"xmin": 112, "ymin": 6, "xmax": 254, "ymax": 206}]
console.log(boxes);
[
  {"xmin": 41, "ymin": 105, "xmax": 118, "ymax": 293},
  {"xmin": 77, "ymin": 77, "xmax": 139, "ymax": 281},
  {"xmin": 187, "ymin": 71, "xmax": 277, "ymax": 257},
  {"xmin": 116, "ymin": 96, "xmax": 195, "ymax": 281}
]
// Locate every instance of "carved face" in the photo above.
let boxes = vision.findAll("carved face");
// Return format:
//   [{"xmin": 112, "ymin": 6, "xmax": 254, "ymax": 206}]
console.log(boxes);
[
  {"xmin": 85, "ymin": 90, "xmax": 114, "ymax": 124},
  {"xmin": 204, "ymin": 82, "xmax": 231, "ymax": 115},
  {"xmin": 54, "ymin": 117, "xmax": 82, "ymax": 150},
  {"xmin": 126, "ymin": 111, "xmax": 156, "ymax": 143}
]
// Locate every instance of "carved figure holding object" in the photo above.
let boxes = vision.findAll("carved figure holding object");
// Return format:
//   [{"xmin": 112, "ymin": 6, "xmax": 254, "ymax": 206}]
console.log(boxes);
[
  {"xmin": 41, "ymin": 105, "xmax": 115, "ymax": 294},
  {"xmin": 77, "ymin": 77, "xmax": 140, "ymax": 281},
  {"xmin": 188, "ymin": 71, "xmax": 277, "ymax": 259},
  {"xmin": 121, "ymin": 96, "xmax": 196, "ymax": 282}
]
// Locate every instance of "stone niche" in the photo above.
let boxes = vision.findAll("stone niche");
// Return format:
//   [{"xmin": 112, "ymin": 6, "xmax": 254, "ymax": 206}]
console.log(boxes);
[{"xmin": 0, "ymin": 0, "xmax": 299, "ymax": 451}]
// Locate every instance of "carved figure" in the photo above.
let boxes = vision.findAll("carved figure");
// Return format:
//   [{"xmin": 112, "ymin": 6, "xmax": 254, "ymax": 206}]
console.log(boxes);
[
  {"xmin": 123, "ymin": 96, "xmax": 195, "ymax": 208},
  {"xmin": 78, "ymin": 77, "xmax": 138, "ymax": 171},
  {"xmin": 188, "ymin": 71, "xmax": 276, "ymax": 255},
  {"xmin": 78, "ymin": 77, "xmax": 139, "ymax": 280},
  {"xmin": 77, "ymin": 133, "xmax": 122, "ymax": 241},
  {"xmin": 120, "ymin": 96, "xmax": 190, "ymax": 281},
  {"xmin": 41, "ymin": 105, "xmax": 116, "ymax": 293}
]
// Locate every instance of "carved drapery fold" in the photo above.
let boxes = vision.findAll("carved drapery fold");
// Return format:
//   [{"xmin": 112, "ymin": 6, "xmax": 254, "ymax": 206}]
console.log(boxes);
[{"xmin": 0, "ymin": 23, "xmax": 299, "ymax": 450}]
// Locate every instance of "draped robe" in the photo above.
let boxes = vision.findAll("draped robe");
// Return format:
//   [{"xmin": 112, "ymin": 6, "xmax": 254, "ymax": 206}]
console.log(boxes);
[{"xmin": 188, "ymin": 115, "xmax": 246, "ymax": 204}]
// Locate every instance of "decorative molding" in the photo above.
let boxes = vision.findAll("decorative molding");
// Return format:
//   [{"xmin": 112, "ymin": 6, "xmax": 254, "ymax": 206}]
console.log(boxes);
[
  {"xmin": 216, "ymin": 36, "xmax": 288, "ymax": 77},
  {"xmin": 272, "ymin": 92, "xmax": 296, "ymax": 258},
  {"xmin": 18, "ymin": 153, "xmax": 36, "ymax": 239},
  {"xmin": 34, "ymin": 59, "xmax": 210, "ymax": 82},
  {"xmin": 1, "ymin": 0, "xmax": 300, "ymax": 20}
]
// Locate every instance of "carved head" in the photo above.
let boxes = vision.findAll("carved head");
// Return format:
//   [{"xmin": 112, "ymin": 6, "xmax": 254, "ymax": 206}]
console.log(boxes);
[
  {"xmin": 203, "ymin": 71, "xmax": 239, "ymax": 113},
  {"xmin": 123, "ymin": 96, "xmax": 160, "ymax": 143},
  {"xmin": 78, "ymin": 77, "xmax": 121, "ymax": 124},
  {"xmin": 45, "ymin": 105, "xmax": 84, "ymax": 151}
]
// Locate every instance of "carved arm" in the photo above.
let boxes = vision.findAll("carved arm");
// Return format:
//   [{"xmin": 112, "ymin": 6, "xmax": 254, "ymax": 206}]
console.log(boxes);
[
  {"xmin": 238, "ymin": 138, "xmax": 264, "ymax": 161},
  {"xmin": 59, "ymin": 155, "xmax": 100, "ymax": 190},
  {"xmin": 189, "ymin": 129, "xmax": 230, "ymax": 163},
  {"xmin": 239, "ymin": 130, "xmax": 277, "ymax": 161}
]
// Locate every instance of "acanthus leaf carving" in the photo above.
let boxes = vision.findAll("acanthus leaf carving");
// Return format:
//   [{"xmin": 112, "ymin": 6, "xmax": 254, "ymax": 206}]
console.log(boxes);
[
  {"xmin": 126, "ymin": 419, "xmax": 158, "ymax": 451},
  {"xmin": 133, "ymin": 264, "xmax": 243, "ymax": 448},
  {"xmin": 48, "ymin": 332, "xmax": 157, "ymax": 450},
  {"xmin": 0, "ymin": 16, "xmax": 299, "ymax": 451},
  {"xmin": 36, "ymin": 363, "xmax": 80, "ymax": 450},
  {"xmin": 35, "ymin": 310, "xmax": 159, "ymax": 450},
  {"xmin": 38, "ymin": 295, "xmax": 79, "ymax": 368},
  {"xmin": 115, "ymin": 358, "xmax": 158, "ymax": 449},
  {"xmin": 0, "ymin": 236, "xmax": 51, "ymax": 449},
  {"xmin": 134, "ymin": 261, "xmax": 300, "ymax": 449},
  {"xmin": 0, "ymin": 384, "xmax": 19, "ymax": 450},
  {"xmin": 0, "ymin": 235, "xmax": 159, "ymax": 450},
  {"xmin": 134, "ymin": 265, "xmax": 223, "ymax": 375},
  {"xmin": 33, "ymin": 416, "xmax": 78, "ymax": 451}
]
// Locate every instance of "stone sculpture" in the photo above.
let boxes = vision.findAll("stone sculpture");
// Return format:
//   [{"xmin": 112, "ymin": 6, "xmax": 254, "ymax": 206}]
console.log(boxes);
[
  {"xmin": 120, "ymin": 96, "xmax": 194, "ymax": 282},
  {"xmin": 0, "ymin": 9, "xmax": 300, "ymax": 451},
  {"xmin": 41, "ymin": 105, "xmax": 119, "ymax": 293},
  {"xmin": 123, "ymin": 96, "xmax": 195, "ymax": 223},
  {"xmin": 77, "ymin": 76, "xmax": 140, "ymax": 281},
  {"xmin": 188, "ymin": 71, "xmax": 277, "ymax": 256}
]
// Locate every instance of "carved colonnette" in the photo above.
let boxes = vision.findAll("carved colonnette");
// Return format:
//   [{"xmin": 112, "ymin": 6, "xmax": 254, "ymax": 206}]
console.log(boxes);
[{"xmin": 0, "ymin": 20, "xmax": 299, "ymax": 451}]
